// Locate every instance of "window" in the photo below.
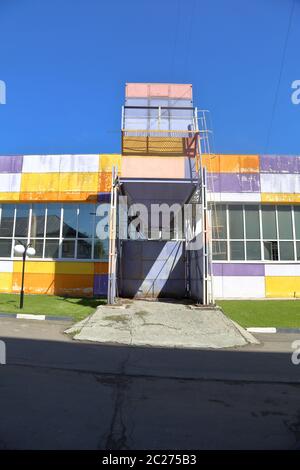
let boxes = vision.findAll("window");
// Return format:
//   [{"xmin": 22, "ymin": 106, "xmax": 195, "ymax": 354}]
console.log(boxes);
[
  {"xmin": 0, "ymin": 203, "xmax": 108, "ymax": 261},
  {"xmin": 264, "ymin": 241, "xmax": 278, "ymax": 261},
  {"xmin": 228, "ymin": 205, "xmax": 244, "ymax": 239},
  {"xmin": 212, "ymin": 203, "xmax": 300, "ymax": 262},
  {"xmin": 262, "ymin": 206, "xmax": 277, "ymax": 239}
]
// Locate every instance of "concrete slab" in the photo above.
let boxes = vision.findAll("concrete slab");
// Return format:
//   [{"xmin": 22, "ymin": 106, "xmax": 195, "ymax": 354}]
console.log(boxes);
[{"xmin": 67, "ymin": 300, "xmax": 256, "ymax": 349}]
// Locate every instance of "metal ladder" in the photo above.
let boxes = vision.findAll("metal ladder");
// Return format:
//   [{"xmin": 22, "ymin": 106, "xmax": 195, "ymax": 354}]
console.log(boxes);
[{"xmin": 107, "ymin": 166, "xmax": 118, "ymax": 304}]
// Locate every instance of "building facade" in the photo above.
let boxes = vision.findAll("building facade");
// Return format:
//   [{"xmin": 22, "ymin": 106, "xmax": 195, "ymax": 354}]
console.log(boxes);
[{"xmin": 0, "ymin": 83, "xmax": 299, "ymax": 300}]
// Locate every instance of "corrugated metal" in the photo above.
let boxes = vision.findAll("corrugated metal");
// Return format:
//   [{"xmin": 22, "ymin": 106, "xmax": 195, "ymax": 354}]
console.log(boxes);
[
  {"xmin": 266, "ymin": 276, "xmax": 300, "ymax": 298},
  {"xmin": 207, "ymin": 173, "xmax": 260, "ymax": 192},
  {"xmin": 212, "ymin": 263, "xmax": 265, "ymax": 276},
  {"xmin": 213, "ymin": 276, "xmax": 265, "ymax": 298},
  {"xmin": 0, "ymin": 156, "xmax": 23, "ymax": 173},
  {"xmin": 260, "ymin": 155, "xmax": 300, "ymax": 173},
  {"xmin": 202, "ymin": 154, "xmax": 260, "ymax": 173},
  {"xmin": 261, "ymin": 173, "xmax": 300, "ymax": 193},
  {"xmin": 121, "ymin": 155, "xmax": 186, "ymax": 179}
]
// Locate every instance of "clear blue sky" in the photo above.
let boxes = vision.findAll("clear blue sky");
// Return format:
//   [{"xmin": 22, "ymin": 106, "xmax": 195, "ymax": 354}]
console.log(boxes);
[{"xmin": 0, "ymin": 0, "xmax": 299, "ymax": 155}]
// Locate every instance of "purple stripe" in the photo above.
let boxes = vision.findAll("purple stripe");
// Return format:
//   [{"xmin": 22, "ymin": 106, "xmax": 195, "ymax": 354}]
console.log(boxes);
[
  {"xmin": 260, "ymin": 155, "xmax": 300, "ymax": 173},
  {"xmin": 213, "ymin": 263, "xmax": 265, "ymax": 276},
  {"xmin": 97, "ymin": 192, "xmax": 111, "ymax": 203},
  {"xmin": 0, "ymin": 156, "xmax": 23, "ymax": 173},
  {"xmin": 93, "ymin": 274, "xmax": 108, "ymax": 295},
  {"xmin": 207, "ymin": 173, "xmax": 260, "ymax": 192}
]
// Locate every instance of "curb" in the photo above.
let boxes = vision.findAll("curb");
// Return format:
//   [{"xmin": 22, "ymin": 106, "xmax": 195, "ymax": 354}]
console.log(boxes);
[
  {"xmin": 247, "ymin": 327, "xmax": 300, "ymax": 334},
  {"xmin": 0, "ymin": 312, "xmax": 73, "ymax": 322}
]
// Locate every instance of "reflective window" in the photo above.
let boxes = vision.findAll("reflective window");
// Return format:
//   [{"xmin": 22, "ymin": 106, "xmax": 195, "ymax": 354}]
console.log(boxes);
[
  {"xmin": 264, "ymin": 241, "xmax": 278, "ymax": 261},
  {"xmin": 62, "ymin": 204, "xmax": 77, "ymax": 238},
  {"xmin": 94, "ymin": 238, "xmax": 109, "ymax": 260},
  {"xmin": 62, "ymin": 240, "xmax": 75, "ymax": 258},
  {"xmin": 31, "ymin": 204, "xmax": 46, "ymax": 238},
  {"xmin": 15, "ymin": 204, "xmax": 30, "ymax": 238},
  {"xmin": 44, "ymin": 239, "xmax": 59, "ymax": 259},
  {"xmin": 30, "ymin": 239, "xmax": 44, "ymax": 258},
  {"xmin": 78, "ymin": 204, "xmax": 94, "ymax": 238},
  {"xmin": 245, "ymin": 205, "xmax": 260, "ymax": 239},
  {"xmin": 277, "ymin": 206, "xmax": 293, "ymax": 240},
  {"xmin": 262, "ymin": 206, "xmax": 277, "ymax": 239},
  {"xmin": 212, "ymin": 241, "xmax": 227, "ymax": 260},
  {"xmin": 46, "ymin": 204, "xmax": 61, "ymax": 238},
  {"xmin": 297, "ymin": 242, "xmax": 300, "ymax": 261},
  {"xmin": 294, "ymin": 207, "xmax": 300, "ymax": 239},
  {"xmin": 0, "ymin": 205, "xmax": 15, "ymax": 237},
  {"xmin": 246, "ymin": 241, "xmax": 261, "ymax": 260},
  {"xmin": 0, "ymin": 239, "xmax": 12, "ymax": 257},
  {"xmin": 279, "ymin": 241, "xmax": 294, "ymax": 261},
  {"xmin": 212, "ymin": 205, "xmax": 227, "ymax": 239},
  {"xmin": 230, "ymin": 241, "xmax": 245, "ymax": 260},
  {"xmin": 77, "ymin": 239, "xmax": 92, "ymax": 259},
  {"xmin": 228, "ymin": 205, "xmax": 244, "ymax": 239}
]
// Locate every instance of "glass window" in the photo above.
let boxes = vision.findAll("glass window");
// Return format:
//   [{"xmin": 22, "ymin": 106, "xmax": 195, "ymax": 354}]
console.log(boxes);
[
  {"xmin": 62, "ymin": 204, "xmax": 77, "ymax": 238},
  {"xmin": 77, "ymin": 239, "xmax": 92, "ymax": 259},
  {"xmin": 277, "ymin": 206, "xmax": 293, "ymax": 240},
  {"xmin": 94, "ymin": 238, "xmax": 109, "ymax": 260},
  {"xmin": 262, "ymin": 206, "xmax": 277, "ymax": 239},
  {"xmin": 279, "ymin": 241, "xmax": 294, "ymax": 261},
  {"xmin": 245, "ymin": 205, "xmax": 260, "ymax": 239},
  {"xmin": 212, "ymin": 205, "xmax": 227, "ymax": 239},
  {"xmin": 228, "ymin": 205, "xmax": 244, "ymax": 239},
  {"xmin": 13, "ymin": 239, "xmax": 27, "ymax": 258},
  {"xmin": 212, "ymin": 241, "xmax": 227, "ymax": 260},
  {"xmin": 294, "ymin": 207, "xmax": 300, "ymax": 239},
  {"xmin": 44, "ymin": 239, "xmax": 59, "ymax": 258},
  {"xmin": 264, "ymin": 241, "xmax": 278, "ymax": 261},
  {"xmin": 297, "ymin": 242, "xmax": 300, "ymax": 261},
  {"xmin": 0, "ymin": 204, "xmax": 15, "ymax": 237},
  {"xmin": 246, "ymin": 241, "xmax": 261, "ymax": 260},
  {"xmin": 230, "ymin": 241, "xmax": 245, "ymax": 260},
  {"xmin": 46, "ymin": 204, "xmax": 61, "ymax": 238},
  {"xmin": 78, "ymin": 204, "xmax": 94, "ymax": 238},
  {"xmin": 31, "ymin": 204, "xmax": 46, "ymax": 238},
  {"xmin": 0, "ymin": 239, "xmax": 12, "ymax": 257},
  {"xmin": 62, "ymin": 240, "xmax": 75, "ymax": 258},
  {"xmin": 15, "ymin": 204, "xmax": 30, "ymax": 238},
  {"xmin": 30, "ymin": 239, "xmax": 44, "ymax": 258}
]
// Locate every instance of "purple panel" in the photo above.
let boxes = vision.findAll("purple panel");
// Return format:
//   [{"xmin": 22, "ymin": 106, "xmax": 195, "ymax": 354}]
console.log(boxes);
[
  {"xmin": 93, "ymin": 274, "xmax": 108, "ymax": 296},
  {"xmin": 0, "ymin": 155, "xmax": 23, "ymax": 173},
  {"xmin": 97, "ymin": 192, "xmax": 111, "ymax": 203},
  {"xmin": 260, "ymin": 155, "xmax": 300, "ymax": 173},
  {"xmin": 213, "ymin": 263, "xmax": 265, "ymax": 276},
  {"xmin": 208, "ymin": 173, "xmax": 260, "ymax": 192}
]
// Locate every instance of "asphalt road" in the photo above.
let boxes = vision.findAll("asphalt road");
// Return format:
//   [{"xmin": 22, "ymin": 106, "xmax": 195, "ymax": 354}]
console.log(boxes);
[{"xmin": 1, "ymin": 318, "xmax": 300, "ymax": 450}]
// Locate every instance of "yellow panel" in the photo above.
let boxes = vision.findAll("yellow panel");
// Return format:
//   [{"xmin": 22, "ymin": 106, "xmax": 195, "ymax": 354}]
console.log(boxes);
[
  {"xmin": 0, "ymin": 272, "xmax": 13, "ymax": 293},
  {"xmin": 21, "ymin": 173, "xmax": 60, "ymax": 193},
  {"xmin": 262, "ymin": 193, "xmax": 300, "ymax": 204},
  {"xmin": 13, "ymin": 261, "xmax": 94, "ymax": 275},
  {"xmin": 0, "ymin": 193, "xmax": 20, "ymax": 201},
  {"xmin": 265, "ymin": 277, "xmax": 300, "ymax": 298},
  {"xmin": 19, "ymin": 191, "xmax": 97, "ymax": 202},
  {"xmin": 59, "ymin": 172, "xmax": 98, "ymax": 192},
  {"xmin": 99, "ymin": 154, "xmax": 121, "ymax": 173}
]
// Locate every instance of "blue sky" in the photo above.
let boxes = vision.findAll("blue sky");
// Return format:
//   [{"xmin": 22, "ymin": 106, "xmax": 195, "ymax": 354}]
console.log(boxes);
[{"xmin": 0, "ymin": 0, "xmax": 299, "ymax": 155}]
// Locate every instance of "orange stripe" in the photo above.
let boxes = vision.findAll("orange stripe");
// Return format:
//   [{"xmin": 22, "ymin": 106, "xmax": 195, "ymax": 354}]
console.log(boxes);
[
  {"xmin": 202, "ymin": 154, "xmax": 259, "ymax": 173},
  {"xmin": 94, "ymin": 262, "xmax": 109, "ymax": 274}
]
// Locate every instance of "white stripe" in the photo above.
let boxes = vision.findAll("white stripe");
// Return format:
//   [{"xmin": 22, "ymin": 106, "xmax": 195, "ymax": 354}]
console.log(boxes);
[
  {"xmin": 265, "ymin": 264, "xmax": 300, "ymax": 276},
  {"xmin": 0, "ymin": 173, "xmax": 21, "ymax": 192},
  {"xmin": 247, "ymin": 327, "xmax": 277, "ymax": 333},
  {"xmin": 22, "ymin": 155, "xmax": 99, "ymax": 173},
  {"xmin": 208, "ymin": 192, "xmax": 261, "ymax": 202},
  {"xmin": 16, "ymin": 314, "xmax": 45, "ymax": 321}
]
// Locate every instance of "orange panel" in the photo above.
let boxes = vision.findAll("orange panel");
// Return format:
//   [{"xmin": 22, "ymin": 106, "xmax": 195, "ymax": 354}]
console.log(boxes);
[
  {"xmin": 94, "ymin": 262, "xmax": 109, "ymax": 274},
  {"xmin": 53, "ymin": 274, "xmax": 94, "ymax": 297},
  {"xmin": 12, "ymin": 273, "xmax": 55, "ymax": 295},
  {"xmin": 202, "ymin": 154, "xmax": 259, "ymax": 173},
  {"xmin": 99, "ymin": 172, "xmax": 112, "ymax": 192},
  {"xmin": 19, "ymin": 191, "xmax": 97, "ymax": 202}
]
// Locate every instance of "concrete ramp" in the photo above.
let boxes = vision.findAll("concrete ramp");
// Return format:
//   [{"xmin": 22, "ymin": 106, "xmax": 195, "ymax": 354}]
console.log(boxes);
[{"xmin": 66, "ymin": 300, "xmax": 258, "ymax": 349}]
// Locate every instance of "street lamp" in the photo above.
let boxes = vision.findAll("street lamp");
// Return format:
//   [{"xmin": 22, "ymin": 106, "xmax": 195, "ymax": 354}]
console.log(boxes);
[{"xmin": 14, "ymin": 242, "xmax": 36, "ymax": 309}]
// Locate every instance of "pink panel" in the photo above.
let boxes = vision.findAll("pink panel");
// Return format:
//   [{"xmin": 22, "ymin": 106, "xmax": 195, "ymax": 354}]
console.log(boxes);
[
  {"xmin": 126, "ymin": 83, "xmax": 193, "ymax": 100},
  {"xmin": 121, "ymin": 156, "xmax": 185, "ymax": 179}
]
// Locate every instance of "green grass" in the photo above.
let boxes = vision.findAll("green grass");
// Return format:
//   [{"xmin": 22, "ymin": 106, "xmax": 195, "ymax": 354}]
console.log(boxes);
[
  {"xmin": 0, "ymin": 293, "xmax": 105, "ymax": 322},
  {"xmin": 218, "ymin": 300, "xmax": 300, "ymax": 328}
]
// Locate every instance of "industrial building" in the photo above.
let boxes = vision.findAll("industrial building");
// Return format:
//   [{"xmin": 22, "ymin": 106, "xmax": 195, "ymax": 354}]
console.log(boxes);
[{"xmin": 0, "ymin": 83, "xmax": 300, "ymax": 302}]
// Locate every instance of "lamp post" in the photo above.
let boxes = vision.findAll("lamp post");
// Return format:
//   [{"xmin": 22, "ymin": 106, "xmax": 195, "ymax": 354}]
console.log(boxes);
[{"xmin": 14, "ymin": 242, "xmax": 36, "ymax": 309}]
